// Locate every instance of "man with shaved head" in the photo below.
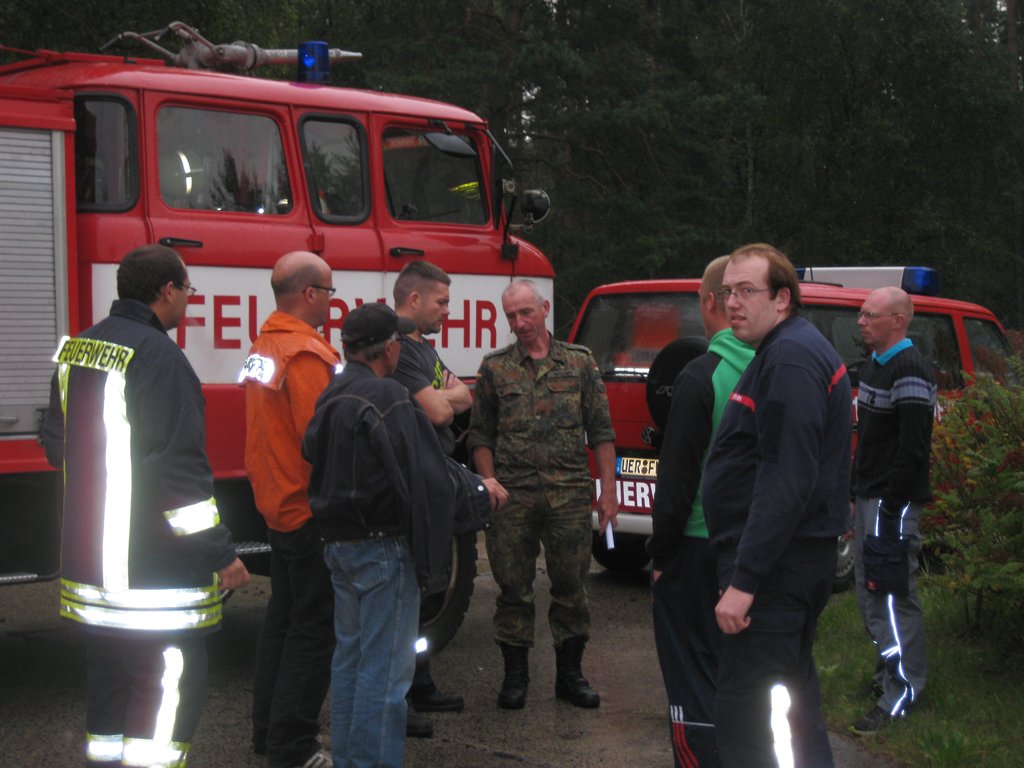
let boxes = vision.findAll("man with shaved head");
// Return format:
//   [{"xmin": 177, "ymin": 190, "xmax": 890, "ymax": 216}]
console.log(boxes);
[
  {"xmin": 850, "ymin": 286, "xmax": 936, "ymax": 736},
  {"xmin": 240, "ymin": 251, "xmax": 340, "ymax": 768}
]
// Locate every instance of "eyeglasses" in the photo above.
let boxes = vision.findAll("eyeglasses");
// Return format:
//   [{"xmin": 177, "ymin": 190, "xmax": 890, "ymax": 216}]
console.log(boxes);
[
  {"xmin": 177, "ymin": 282, "xmax": 197, "ymax": 296},
  {"xmin": 857, "ymin": 310, "xmax": 899, "ymax": 320},
  {"xmin": 309, "ymin": 284, "xmax": 337, "ymax": 296},
  {"xmin": 716, "ymin": 286, "xmax": 771, "ymax": 300}
]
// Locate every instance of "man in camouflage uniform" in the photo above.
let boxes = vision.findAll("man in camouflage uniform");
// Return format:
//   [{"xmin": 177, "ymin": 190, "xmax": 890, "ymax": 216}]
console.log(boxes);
[{"xmin": 468, "ymin": 279, "xmax": 617, "ymax": 710}]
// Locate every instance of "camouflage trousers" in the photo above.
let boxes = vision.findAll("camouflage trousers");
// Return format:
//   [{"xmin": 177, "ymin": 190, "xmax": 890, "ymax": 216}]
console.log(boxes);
[{"xmin": 485, "ymin": 484, "xmax": 592, "ymax": 648}]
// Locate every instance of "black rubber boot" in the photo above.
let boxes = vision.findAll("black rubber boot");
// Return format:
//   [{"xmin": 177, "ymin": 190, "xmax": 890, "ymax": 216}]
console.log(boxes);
[
  {"xmin": 555, "ymin": 636, "xmax": 600, "ymax": 708},
  {"xmin": 498, "ymin": 643, "xmax": 530, "ymax": 710}
]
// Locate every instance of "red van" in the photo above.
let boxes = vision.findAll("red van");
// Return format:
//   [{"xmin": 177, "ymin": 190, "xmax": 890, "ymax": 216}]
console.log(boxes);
[{"xmin": 568, "ymin": 269, "xmax": 1011, "ymax": 588}]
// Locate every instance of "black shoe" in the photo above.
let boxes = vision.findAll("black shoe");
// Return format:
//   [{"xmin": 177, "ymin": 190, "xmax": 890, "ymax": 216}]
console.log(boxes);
[
  {"xmin": 498, "ymin": 643, "xmax": 530, "ymax": 710},
  {"xmin": 554, "ymin": 636, "xmax": 600, "ymax": 709},
  {"xmin": 406, "ymin": 709, "xmax": 434, "ymax": 738},
  {"xmin": 850, "ymin": 705, "xmax": 893, "ymax": 736},
  {"xmin": 410, "ymin": 681, "xmax": 465, "ymax": 712}
]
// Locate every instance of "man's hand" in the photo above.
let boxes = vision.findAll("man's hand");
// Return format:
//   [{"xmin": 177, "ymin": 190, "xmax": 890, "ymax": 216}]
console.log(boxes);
[
  {"xmin": 217, "ymin": 557, "xmax": 250, "ymax": 590},
  {"xmin": 483, "ymin": 477, "xmax": 509, "ymax": 511},
  {"xmin": 715, "ymin": 585, "xmax": 753, "ymax": 634},
  {"xmin": 596, "ymin": 487, "xmax": 618, "ymax": 533}
]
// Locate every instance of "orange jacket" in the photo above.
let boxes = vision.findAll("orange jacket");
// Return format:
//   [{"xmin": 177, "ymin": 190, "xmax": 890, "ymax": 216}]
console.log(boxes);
[{"xmin": 241, "ymin": 311, "xmax": 340, "ymax": 532}]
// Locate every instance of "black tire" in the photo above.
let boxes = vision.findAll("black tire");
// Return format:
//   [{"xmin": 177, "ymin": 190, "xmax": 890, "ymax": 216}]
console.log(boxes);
[
  {"xmin": 833, "ymin": 532, "xmax": 855, "ymax": 592},
  {"xmin": 419, "ymin": 532, "xmax": 478, "ymax": 654},
  {"xmin": 591, "ymin": 531, "xmax": 651, "ymax": 573}
]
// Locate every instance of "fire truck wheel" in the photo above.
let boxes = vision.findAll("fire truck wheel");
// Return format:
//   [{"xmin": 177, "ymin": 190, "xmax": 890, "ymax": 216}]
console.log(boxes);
[
  {"xmin": 591, "ymin": 531, "xmax": 651, "ymax": 573},
  {"xmin": 419, "ymin": 531, "xmax": 478, "ymax": 654},
  {"xmin": 833, "ymin": 532, "xmax": 855, "ymax": 592}
]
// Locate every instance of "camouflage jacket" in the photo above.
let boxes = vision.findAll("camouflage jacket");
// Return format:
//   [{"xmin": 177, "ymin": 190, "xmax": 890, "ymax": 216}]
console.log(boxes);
[{"xmin": 468, "ymin": 337, "xmax": 615, "ymax": 494}]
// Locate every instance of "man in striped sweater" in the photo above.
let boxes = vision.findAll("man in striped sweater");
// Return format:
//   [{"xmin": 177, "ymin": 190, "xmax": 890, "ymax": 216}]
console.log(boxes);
[{"xmin": 851, "ymin": 286, "xmax": 937, "ymax": 735}]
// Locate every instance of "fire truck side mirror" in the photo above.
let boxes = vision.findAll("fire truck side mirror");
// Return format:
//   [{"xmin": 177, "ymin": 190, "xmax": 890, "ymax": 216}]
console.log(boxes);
[{"xmin": 522, "ymin": 189, "xmax": 550, "ymax": 225}]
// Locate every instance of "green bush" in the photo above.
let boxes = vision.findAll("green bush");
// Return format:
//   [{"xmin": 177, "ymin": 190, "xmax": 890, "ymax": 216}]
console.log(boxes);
[{"xmin": 925, "ymin": 361, "xmax": 1024, "ymax": 639}]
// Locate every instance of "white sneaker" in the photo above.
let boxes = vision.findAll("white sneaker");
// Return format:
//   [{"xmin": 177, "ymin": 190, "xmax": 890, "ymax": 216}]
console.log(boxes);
[{"xmin": 295, "ymin": 749, "xmax": 332, "ymax": 768}]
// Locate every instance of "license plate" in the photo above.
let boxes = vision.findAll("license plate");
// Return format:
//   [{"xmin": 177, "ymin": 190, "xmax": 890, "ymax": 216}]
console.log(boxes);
[{"xmin": 617, "ymin": 456, "xmax": 659, "ymax": 478}]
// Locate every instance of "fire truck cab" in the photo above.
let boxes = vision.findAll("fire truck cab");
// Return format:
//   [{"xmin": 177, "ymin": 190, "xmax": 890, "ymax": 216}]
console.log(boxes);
[
  {"xmin": 568, "ymin": 267, "xmax": 1012, "ymax": 588},
  {"xmin": 0, "ymin": 23, "xmax": 553, "ymax": 651}
]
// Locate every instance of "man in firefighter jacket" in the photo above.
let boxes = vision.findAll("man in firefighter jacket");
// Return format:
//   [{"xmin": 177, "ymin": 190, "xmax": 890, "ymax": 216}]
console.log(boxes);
[{"xmin": 43, "ymin": 244, "xmax": 249, "ymax": 768}]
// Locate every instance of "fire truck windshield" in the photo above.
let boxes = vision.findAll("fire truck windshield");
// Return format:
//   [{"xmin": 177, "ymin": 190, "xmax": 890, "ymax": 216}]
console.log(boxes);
[{"xmin": 382, "ymin": 127, "xmax": 487, "ymax": 225}]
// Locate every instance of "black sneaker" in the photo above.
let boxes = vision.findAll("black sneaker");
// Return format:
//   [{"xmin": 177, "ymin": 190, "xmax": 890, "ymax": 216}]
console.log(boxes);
[
  {"xmin": 850, "ymin": 706, "xmax": 893, "ymax": 736},
  {"xmin": 406, "ymin": 709, "xmax": 434, "ymax": 738},
  {"xmin": 410, "ymin": 681, "xmax": 465, "ymax": 712}
]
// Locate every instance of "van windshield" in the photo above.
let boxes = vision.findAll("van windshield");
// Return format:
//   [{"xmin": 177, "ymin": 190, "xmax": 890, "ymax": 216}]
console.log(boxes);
[
  {"xmin": 575, "ymin": 291, "xmax": 975, "ymax": 389},
  {"xmin": 573, "ymin": 293, "xmax": 704, "ymax": 378}
]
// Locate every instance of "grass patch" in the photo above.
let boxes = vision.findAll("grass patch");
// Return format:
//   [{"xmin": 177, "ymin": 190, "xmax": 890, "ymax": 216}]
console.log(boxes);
[{"xmin": 816, "ymin": 576, "xmax": 1024, "ymax": 767}]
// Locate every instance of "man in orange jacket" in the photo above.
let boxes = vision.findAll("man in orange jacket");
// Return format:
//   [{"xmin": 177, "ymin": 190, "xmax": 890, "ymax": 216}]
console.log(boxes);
[{"xmin": 240, "ymin": 251, "xmax": 341, "ymax": 768}]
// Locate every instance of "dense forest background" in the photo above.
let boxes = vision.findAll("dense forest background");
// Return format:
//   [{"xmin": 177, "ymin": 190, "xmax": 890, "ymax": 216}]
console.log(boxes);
[{"xmin": 4, "ymin": 0, "xmax": 1024, "ymax": 331}]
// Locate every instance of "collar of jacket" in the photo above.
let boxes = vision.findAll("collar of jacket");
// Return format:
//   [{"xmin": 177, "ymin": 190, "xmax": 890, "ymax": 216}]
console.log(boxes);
[
  {"xmin": 109, "ymin": 298, "xmax": 167, "ymax": 334},
  {"xmin": 512, "ymin": 333, "xmax": 565, "ymax": 365}
]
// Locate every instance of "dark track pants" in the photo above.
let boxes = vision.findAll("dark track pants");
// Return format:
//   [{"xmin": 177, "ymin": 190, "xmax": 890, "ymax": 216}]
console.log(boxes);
[
  {"xmin": 84, "ymin": 632, "xmax": 208, "ymax": 767},
  {"xmin": 652, "ymin": 536, "xmax": 721, "ymax": 768},
  {"xmin": 252, "ymin": 520, "xmax": 335, "ymax": 768},
  {"xmin": 715, "ymin": 539, "xmax": 836, "ymax": 768}
]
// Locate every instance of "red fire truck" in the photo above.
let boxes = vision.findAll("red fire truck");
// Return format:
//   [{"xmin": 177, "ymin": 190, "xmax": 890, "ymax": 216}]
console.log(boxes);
[
  {"xmin": 0, "ymin": 22, "xmax": 553, "ymax": 650},
  {"xmin": 568, "ymin": 267, "xmax": 1012, "ymax": 589}
]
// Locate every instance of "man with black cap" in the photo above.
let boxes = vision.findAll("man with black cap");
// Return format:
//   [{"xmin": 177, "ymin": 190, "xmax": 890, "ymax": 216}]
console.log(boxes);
[{"xmin": 302, "ymin": 302, "xmax": 505, "ymax": 768}]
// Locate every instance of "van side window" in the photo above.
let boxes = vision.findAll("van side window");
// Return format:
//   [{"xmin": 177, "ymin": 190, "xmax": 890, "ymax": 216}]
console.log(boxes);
[
  {"xmin": 157, "ymin": 107, "xmax": 291, "ymax": 215},
  {"xmin": 382, "ymin": 128, "xmax": 487, "ymax": 224},
  {"xmin": 802, "ymin": 306, "xmax": 962, "ymax": 389},
  {"xmin": 907, "ymin": 314, "xmax": 961, "ymax": 389},
  {"xmin": 74, "ymin": 97, "xmax": 137, "ymax": 211},
  {"xmin": 964, "ymin": 317, "xmax": 1013, "ymax": 382},
  {"xmin": 301, "ymin": 117, "xmax": 368, "ymax": 221},
  {"xmin": 803, "ymin": 306, "xmax": 866, "ymax": 386}
]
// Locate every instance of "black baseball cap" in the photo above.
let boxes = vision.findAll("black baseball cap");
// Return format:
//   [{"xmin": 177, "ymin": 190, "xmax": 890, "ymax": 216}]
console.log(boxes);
[{"xmin": 341, "ymin": 303, "xmax": 415, "ymax": 350}]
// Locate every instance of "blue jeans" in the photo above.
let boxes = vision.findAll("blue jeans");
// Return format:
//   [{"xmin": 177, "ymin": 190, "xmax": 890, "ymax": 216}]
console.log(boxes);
[{"xmin": 324, "ymin": 537, "xmax": 419, "ymax": 768}]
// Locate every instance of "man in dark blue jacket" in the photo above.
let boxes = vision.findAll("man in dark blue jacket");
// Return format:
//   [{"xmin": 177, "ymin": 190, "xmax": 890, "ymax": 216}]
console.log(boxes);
[{"xmin": 701, "ymin": 243, "xmax": 852, "ymax": 768}]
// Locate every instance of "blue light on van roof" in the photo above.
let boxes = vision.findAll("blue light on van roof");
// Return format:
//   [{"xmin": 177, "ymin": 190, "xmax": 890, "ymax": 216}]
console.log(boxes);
[
  {"xmin": 796, "ymin": 265, "xmax": 941, "ymax": 296},
  {"xmin": 901, "ymin": 267, "xmax": 940, "ymax": 296}
]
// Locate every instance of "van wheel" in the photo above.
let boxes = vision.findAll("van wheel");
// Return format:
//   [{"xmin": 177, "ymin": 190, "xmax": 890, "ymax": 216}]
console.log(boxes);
[
  {"xmin": 591, "ymin": 531, "xmax": 651, "ymax": 573},
  {"xmin": 419, "ymin": 532, "xmax": 478, "ymax": 654},
  {"xmin": 833, "ymin": 532, "xmax": 855, "ymax": 592}
]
